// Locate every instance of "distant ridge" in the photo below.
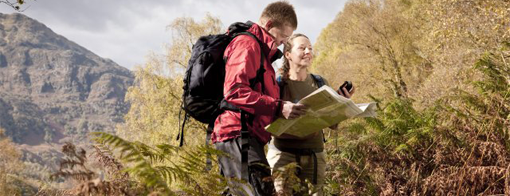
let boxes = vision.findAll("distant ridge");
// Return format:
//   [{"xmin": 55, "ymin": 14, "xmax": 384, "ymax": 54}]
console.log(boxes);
[{"xmin": 0, "ymin": 13, "xmax": 134, "ymax": 146}]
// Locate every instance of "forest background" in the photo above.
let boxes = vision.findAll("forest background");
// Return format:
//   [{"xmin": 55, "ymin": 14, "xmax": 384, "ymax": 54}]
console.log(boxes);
[{"xmin": 1, "ymin": 0, "xmax": 509, "ymax": 195}]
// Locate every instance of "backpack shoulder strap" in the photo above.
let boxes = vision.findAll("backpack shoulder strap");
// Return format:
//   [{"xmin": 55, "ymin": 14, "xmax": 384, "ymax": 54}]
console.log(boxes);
[
  {"xmin": 310, "ymin": 73, "xmax": 328, "ymax": 144},
  {"xmin": 310, "ymin": 74, "xmax": 325, "ymax": 88},
  {"xmin": 233, "ymin": 32, "xmax": 266, "ymax": 91},
  {"xmin": 220, "ymin": 32, "xmax": 266, "ymax": 112},
  {"xmin": 277, "ymin": 76, "xmax": 285, "ymax": 99}
]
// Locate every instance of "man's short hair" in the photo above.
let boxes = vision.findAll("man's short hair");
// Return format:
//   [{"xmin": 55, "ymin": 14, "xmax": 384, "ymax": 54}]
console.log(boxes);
[{"xmin": 260, "ymin": 1, "xmax": 298, "ymax": 29}]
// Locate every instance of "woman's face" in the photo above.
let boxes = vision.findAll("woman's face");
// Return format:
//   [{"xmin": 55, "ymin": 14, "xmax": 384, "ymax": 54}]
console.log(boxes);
[{"xmin": 285, "ymin": 36, "xmax": 313, "ymax": 68}]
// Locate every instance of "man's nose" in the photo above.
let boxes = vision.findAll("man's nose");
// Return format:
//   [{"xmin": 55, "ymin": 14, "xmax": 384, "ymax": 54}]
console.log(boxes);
[{"xmin": 304, "ymin": 48, "xmax": 311, "ymax": 54}]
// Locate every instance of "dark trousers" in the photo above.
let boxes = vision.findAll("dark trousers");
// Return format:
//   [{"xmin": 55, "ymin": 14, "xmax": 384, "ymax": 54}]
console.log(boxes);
[{"xmin": 215, "ymin": 136, "xmax": 275, "ymax": 196}]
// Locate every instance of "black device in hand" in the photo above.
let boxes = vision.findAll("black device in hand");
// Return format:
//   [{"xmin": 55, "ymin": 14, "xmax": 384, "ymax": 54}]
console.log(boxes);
[{"xmin": 338, "ymin": 81, "xmax": 353, "ymax": 96}]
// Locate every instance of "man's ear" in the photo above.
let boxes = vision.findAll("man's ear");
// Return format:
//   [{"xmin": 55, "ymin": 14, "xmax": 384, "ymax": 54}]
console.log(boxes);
[{"xmin": 264, "ymin": 20, "xmax": 273, "ymax": 31}]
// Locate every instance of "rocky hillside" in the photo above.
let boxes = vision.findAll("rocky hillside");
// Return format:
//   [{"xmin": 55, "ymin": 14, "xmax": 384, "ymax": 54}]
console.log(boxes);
[{"xmin": 0, "ymin": 13, "xmax": 134, "ymax": 146}]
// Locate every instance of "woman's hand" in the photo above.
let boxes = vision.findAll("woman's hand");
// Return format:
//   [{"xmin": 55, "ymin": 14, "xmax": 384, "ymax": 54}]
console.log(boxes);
[{"xmin": 338, "ymin": 85, "xmax": 356, "ymax": 98}]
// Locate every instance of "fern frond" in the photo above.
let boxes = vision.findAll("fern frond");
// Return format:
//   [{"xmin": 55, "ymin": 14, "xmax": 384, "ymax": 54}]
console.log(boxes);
[
  {"xmin": 130, "ymin": 141, "xmax": 176, "ymax": 164},
  {"xmin": 153, "ymin": 165, "xmax": 182, "ymax": 186},
  {"xmin": 91, "ymin": 132, "xmax": 173, "ymax": 195}
]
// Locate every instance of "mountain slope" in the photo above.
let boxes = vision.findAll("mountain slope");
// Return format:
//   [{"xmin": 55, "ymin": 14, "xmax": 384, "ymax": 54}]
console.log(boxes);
[{"xmin": 0, "ymin": 13, "xmax": 134, "ymax": 145}]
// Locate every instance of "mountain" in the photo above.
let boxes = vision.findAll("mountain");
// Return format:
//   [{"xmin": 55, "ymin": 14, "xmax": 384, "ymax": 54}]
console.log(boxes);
[{"xmin": 0, "ymin": 13, "xmax": 134, "ymax": 148}]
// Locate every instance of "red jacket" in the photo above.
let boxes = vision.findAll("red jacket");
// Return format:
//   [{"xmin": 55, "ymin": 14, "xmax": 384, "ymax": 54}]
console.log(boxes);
[{"xmin": 212, "ymin": 23, "xmax": 282, "ymax": 144}]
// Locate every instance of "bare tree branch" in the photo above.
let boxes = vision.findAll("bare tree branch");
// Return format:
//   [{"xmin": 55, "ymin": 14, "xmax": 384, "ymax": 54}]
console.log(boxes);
[{"xmin": 0, "ymin": 0, "xmax": 30, "ymax": 11}]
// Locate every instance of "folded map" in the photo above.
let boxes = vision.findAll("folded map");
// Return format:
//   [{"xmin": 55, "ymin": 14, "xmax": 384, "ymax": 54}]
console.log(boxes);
[{"xmin": 266, "ymin": 85, "xmax": 377, "ymax": 137}]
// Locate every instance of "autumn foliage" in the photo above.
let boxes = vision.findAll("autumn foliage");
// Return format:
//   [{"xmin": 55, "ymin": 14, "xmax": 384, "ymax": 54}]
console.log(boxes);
[{"xmin": 7, "ymin": 0, "xmax": 509, "ymax": 195}]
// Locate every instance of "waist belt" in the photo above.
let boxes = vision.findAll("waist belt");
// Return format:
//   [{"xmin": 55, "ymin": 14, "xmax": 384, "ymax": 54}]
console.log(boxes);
[{"xmin": 276, "ymin": 147, "xmax": 323, "ymax": 185}]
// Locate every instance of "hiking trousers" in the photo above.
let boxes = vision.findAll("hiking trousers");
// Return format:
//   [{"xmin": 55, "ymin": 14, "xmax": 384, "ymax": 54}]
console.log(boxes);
[
  {"xmin": 215, "ymin": 136, "xmax": 275, "ymax": 196},
  {"xmin": 267, "ymin": 145, "xmax": 326, "ymax": 196}
]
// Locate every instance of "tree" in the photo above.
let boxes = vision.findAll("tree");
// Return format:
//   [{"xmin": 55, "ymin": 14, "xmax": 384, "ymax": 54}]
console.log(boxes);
[
  {"xmin": 166, "ymin": 13, "xmax": 223, "ymax": 71},
  {"xmin": 414, "ymin": 0, "xmax": 510, "ymax": 106},
  {"xmin": 117, "ymin": 13, "xmax": 223, "ymax": 146},
  {"xmin": 313, "ymin": 0, "xmax": 430, "ymax": 102}
]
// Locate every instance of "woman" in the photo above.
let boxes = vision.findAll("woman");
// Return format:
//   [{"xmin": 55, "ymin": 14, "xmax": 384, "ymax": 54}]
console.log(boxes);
[{"xmin": 267, "ymin": 33, "xmax": 354, "ymax": 195}]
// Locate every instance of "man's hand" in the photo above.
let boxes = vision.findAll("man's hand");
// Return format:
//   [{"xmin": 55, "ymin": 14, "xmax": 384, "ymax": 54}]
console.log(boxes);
[{"xmin": 281, "ymin": 101, "xmax": 307, "ymax": 119}]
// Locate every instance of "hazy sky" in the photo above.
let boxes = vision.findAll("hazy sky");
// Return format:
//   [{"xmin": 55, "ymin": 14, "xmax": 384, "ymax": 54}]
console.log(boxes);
[{"xmin": 0, "ymin": 0, "xmax": 347, "ymax": 70}]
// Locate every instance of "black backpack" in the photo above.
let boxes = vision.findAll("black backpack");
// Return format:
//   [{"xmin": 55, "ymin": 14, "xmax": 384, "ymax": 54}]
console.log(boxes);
[
  {"xmin": 180, "ymin": 22, "xmax": 268, "ymax": 185},
  {"xmin": 179, "ymin": 21, "xmax": 265, "ymax": 146}
]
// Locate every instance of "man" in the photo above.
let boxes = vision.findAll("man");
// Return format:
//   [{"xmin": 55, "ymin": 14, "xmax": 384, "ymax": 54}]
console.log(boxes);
[{"xmin": 212, "ymin": 1, "xmax": 307, "ymax": 195}]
